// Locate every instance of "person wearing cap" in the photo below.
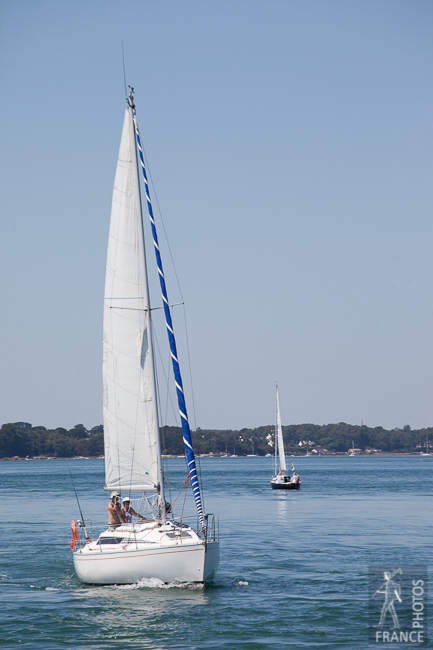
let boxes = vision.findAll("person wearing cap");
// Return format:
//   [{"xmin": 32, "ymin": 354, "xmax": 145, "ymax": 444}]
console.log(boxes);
[
  {"xmin": 107, "ymin": 491, "xmax": 126, "ymax": 528},
  {"xmin": 121, "ymin": 497, "xmax": 147, "ymax": 524}
]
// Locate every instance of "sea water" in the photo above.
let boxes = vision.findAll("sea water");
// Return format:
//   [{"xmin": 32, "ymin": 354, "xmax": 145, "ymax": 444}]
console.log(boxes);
[{"xmin": 0, "ymin": 455, "xmax": 431, "ymax": 649}]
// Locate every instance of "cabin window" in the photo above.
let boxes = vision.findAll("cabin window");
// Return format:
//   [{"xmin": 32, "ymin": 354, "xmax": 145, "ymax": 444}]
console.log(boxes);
[{"xmin": 98, "ymin": 537, "xmax": 123, "ymax": 545}]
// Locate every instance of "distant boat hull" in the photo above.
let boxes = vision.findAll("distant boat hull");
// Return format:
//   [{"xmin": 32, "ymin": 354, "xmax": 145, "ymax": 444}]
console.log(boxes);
[{"xmin": 270, "ymin": 479, "xmax": 300, "ymax": 490}]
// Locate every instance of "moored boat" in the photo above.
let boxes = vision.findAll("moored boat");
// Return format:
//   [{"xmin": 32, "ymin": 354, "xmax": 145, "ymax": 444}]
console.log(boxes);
[{"xmin": 420, "ymin": 437, "xmax": 431, "ymax": 456}]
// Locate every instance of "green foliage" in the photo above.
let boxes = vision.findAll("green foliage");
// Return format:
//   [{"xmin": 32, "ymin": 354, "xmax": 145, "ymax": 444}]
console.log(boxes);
[
  {"xmin": 0, "ymin": 421, "xmax": 431, "ymax": 459},
  {"xmin": 0, "ymin": 423, "xmax": 103, "ymax": 458},
  {"xmin": 160, "ymin": 426, "xmax": 184, "ymax": 456},
  {"xmin": 174, "ymin": 423, "xmax": 433, "ymax": 456},
  {"xmin": 68, "ymin": 424, "xmax": 88, "ymax": 439}
]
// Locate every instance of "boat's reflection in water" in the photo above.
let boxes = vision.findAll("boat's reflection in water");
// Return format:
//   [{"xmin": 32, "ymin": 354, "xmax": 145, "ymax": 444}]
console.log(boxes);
[{"xmin": 274, "ymin": 491, "xmax": 299, "ymax": 524}]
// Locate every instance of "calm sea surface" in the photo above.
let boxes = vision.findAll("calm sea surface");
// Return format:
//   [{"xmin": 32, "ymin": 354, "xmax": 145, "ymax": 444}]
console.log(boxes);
[{"xmin": 0, "ymin": 455, "xmax": 431, "ymax": 649}]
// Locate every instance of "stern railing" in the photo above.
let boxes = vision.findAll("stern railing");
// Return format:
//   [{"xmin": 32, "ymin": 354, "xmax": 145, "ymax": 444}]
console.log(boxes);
[{"xmin": 203, "ymin": 514, "xmax": 219, "ymax": 543}]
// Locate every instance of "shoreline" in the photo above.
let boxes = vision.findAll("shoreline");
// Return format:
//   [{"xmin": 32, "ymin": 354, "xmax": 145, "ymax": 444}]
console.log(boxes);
[{"xmin": 1, "ymin": 452, "xmax": 428, "ymax": 461}]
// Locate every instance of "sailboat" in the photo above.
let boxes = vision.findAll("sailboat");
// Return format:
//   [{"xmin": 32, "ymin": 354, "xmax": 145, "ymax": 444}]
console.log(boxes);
[
  {"xmin": 349, "ymin": 440, "xmax": 356, "ymax": 456},
  {"xmin": 270, "ymin": 385, "xmax": 300, "ymax": 490},
  {"xmin": 247, "ymin": 438, "xmax": 258, "ymax": 456},
  {"xmin": 420, "ymin": 437, "xmax": 431, "ymax": 456},
  {"xmin": 71, "ymin": 90, "xmax": 220, "ymax": 584}
]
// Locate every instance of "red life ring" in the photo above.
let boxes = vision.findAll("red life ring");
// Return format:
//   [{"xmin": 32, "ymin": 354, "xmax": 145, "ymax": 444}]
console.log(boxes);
[{"xmin": 71, "ymin": 520, "xmax": 79, "ymax": 542}]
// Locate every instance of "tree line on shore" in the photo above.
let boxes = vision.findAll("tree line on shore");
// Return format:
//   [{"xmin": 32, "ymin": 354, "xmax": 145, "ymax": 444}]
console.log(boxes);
[{"xmin": 0, "ymin": 421, "xmax": 431, "ymax": 459}]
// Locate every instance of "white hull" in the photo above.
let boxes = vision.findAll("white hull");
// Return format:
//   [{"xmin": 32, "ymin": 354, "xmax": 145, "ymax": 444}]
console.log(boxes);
[{"xmin": 73, "ymin": 522, "xmax": 220, "ymax": 585}]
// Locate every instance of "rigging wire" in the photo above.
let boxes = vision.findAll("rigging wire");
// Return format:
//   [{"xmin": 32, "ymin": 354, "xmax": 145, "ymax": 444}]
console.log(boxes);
[
  {"xmin": 178, "ymin": 305, "xmax": 205, "ymax": 513},
  {"xmin": 152, "ymin": 300, "xmax": 207, "ymax": 517},
  {"xmin": 150, "ymin": 315, "xmax": 178, "ymax": 507},
  {"xmin": 151, "ymin": 311, "xmax": 180, "ymax": 426},
  {"xmin": 131, "ymin": 97, "xmax": 205, "ymax": 525},
  {"xmin": 141, "ymin": 144, "xmax": 185, "ymax": 303},
  {"xmin": 153, "ymin": 306, "xmax": 206, "ymax": 511},
  {"xmin": 178, "ymin": 473, "xmax": 189, "ymax": 530},
  {"xmin": 107, "ymin": 295, "xmax": 122, "ymax": 493},
  {"xmin": 140, "ymin": 146, "xmax": 203, "ymax": 498},
  {"xmin": 68, "ymin": 467, "xmax": 88, "ymax": 537},
  {"xmin": 139, "ymin": 131, "xmax": 199, "ymax": 431}
]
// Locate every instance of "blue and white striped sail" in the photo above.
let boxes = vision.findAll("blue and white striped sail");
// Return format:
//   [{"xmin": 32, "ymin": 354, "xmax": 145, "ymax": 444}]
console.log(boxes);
[{"xmin": 128, "ymin": 94, "xmax": 205, "ymax": 527}]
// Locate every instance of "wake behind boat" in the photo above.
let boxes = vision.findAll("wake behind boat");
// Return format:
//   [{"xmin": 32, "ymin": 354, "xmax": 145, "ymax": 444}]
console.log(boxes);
[
  {"xmin": 71, "ymin": 90, "xmax": 219, "ymax": 584},
  {"xmin": 270, "ymin": 385, "xmax": 300, "ymax": 490}
]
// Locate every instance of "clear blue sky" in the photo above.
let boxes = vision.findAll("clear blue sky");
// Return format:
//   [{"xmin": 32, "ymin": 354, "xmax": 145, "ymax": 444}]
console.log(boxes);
[{"xmin": 1, "ymin": 0, "xmax": 432, "ymax": 432}]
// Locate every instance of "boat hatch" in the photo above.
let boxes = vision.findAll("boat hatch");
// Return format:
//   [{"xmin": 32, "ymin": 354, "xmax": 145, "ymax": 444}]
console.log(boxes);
[{"xmin": 164, "ymin": 531, "xmax": 193, "ymax": 539}]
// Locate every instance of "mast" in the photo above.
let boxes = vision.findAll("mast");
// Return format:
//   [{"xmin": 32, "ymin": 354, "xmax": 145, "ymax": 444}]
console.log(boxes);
[
  {"xmin": 128, "ymin": 90, "xmax": 205, "ymax": 527},
  {"xmin": 128, "ymin": 97, "xmax": 166, "ymax": 514},
  {"xmin": 274, "ymin": 384, "xmax": 278, "ymax": 476}
]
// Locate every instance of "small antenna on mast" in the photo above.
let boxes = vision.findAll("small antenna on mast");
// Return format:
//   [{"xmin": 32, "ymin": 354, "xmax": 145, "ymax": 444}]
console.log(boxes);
[{"xmin": 122, "ymin": 41, "xmax": 127, "ymax": 98}]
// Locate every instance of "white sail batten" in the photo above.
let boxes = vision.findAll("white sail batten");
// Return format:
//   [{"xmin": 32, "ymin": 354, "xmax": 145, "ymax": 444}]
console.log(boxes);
[
  {"xmin": 103, "ymin": 108, "xmax": 160, "ymax": 494},
  {"xmin": 276, "ymin": 386, "xmax": 287, "ymax": 473}
]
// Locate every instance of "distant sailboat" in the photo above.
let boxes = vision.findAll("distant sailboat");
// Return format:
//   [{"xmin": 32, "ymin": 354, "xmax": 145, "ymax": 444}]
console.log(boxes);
[
  {"xmin": 247, "ymin": 438, "xmax": 258, "ymax": 456},
  {"xmin": 420, "ymin": 437, "xmax": 431, "ymax": 456},
  {"xmin": 71, "ymin": 90, "xmax": 220, "ymax": 584},
  {"xmin": 270, "ymin": 385, "xmax": 300, "ymax": 490},
  {"xmin": 349, "ymin": 440, "xmax": 356, "ymax": 456}
]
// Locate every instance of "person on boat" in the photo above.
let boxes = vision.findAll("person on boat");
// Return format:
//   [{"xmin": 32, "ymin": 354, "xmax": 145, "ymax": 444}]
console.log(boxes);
[
  {"xmin": 121, "ymin": 497, "xmax": 147, "ymax": 523},
  {"xmin": 290, "ymin": 472, "xmax": 300, "ymax": 484},
  {"xmin": 107, "ymin": 491, "xmax": 126, "ymax": 528}
]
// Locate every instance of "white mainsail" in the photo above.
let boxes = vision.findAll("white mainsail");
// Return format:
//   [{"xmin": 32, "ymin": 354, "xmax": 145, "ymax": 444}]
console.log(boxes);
[
  {"xmin": 102, "ymin": 108, "xmax": 162, "ymax": 493},
  {"xmin": 276, "ymin": 385, "xmax": 287, "ymax": 473}
]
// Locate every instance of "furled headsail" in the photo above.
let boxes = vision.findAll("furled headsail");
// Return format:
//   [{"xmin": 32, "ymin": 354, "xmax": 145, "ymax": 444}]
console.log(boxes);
[{"xmin": 128, "ymin": 91, "xmax": 205, "ymax": 526}]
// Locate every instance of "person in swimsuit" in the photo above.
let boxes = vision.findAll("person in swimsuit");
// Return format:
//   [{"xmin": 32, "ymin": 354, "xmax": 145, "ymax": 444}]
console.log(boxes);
[
  {"xmin": 121, "ymin": 497, "xmax": 147, "ymax": 523},
  {"xmin": 107, "ymin": 491, "xmax": 126, "ymax": 528}
]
